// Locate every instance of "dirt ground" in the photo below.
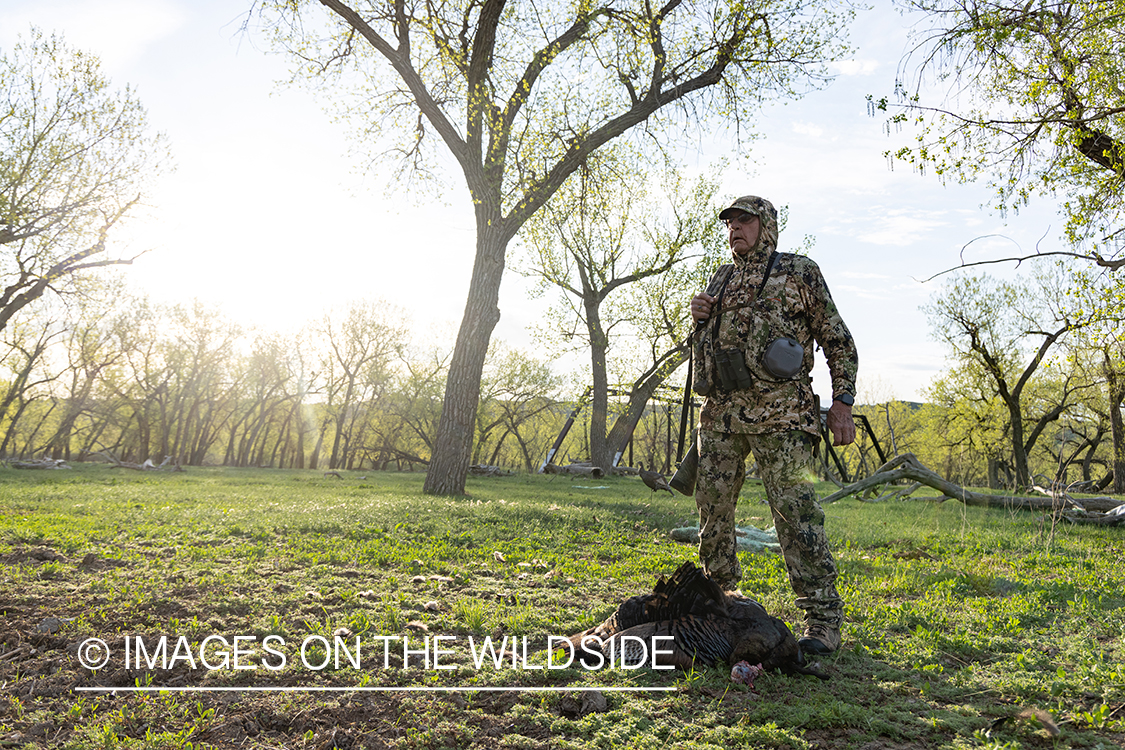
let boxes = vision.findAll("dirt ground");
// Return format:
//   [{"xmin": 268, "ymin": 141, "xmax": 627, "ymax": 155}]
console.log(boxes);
[{"xmin": 0, "ymin": 543, "xmax": 649, "ymax": 749}]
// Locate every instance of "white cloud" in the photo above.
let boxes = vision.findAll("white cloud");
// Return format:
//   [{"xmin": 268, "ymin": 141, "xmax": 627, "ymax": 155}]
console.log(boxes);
[
  {"xmin": 836, "ymin": 284, "xmax": 891, "ymax": 301},
  {"xmin": 830, "ymin": 59, "xmax": 880, "ymax": 76},
  {"xmin": 851, "ymin": 211, "xmax": 950, "ymax": 247},
  {"xmin": 841, "ymin": 271, "xmax": 891, "ymax": 279},
  {"xmin": 791, "ymin": 121, "xmax": 825, "ymax": 138}
]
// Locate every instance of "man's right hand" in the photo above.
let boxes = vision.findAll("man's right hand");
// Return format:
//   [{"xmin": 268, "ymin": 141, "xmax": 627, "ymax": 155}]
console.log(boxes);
[{"xmin": 691, "ymin": 293, "xmax": 716, "ymax": 323}]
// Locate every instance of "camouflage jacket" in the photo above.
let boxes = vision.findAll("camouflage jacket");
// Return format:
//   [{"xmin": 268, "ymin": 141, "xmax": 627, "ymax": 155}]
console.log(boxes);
[{"xmin": 696, "ymin": 248, "xmax": 858, "ymax": 437}]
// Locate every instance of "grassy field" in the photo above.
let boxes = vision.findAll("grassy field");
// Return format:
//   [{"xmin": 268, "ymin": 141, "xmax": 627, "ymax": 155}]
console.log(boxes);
[{"xmin": 0, "ymin": 463, "xmax": 1122, "ymax": 750}]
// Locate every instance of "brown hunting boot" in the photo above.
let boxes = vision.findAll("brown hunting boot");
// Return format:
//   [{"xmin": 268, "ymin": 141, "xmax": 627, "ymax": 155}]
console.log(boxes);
[{"xmin": 799, "ymin": 620, "xmax": 841, "ymax": 655}]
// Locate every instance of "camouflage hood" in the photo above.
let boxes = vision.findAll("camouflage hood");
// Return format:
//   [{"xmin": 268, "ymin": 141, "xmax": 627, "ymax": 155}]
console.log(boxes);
[{"xmin": 720, "ymin": 195, "xmax": 779, "ymax": 257}]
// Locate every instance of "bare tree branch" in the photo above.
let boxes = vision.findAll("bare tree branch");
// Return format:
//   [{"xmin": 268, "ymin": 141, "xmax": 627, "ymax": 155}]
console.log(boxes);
[{"xmin": 919, "ymin": 231, "xmax": 1125, "ymax": 284}]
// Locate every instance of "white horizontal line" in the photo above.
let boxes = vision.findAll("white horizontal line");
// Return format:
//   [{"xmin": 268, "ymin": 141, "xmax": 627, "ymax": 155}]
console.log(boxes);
[{"xmin": 75, "ymin": 686, "xmax": 675, "ymax": 693}]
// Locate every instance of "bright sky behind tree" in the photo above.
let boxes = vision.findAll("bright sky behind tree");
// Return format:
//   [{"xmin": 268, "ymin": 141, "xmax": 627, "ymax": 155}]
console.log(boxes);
[{"xmin": 0, "ymin": 0, "xmax": 1064, "ymax": 403}]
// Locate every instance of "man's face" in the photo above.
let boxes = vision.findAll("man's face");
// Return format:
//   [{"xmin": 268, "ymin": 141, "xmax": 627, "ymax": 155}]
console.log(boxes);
[{"xmin": 725, "ymin": 212, "xmax": 761, "ymax": 255}]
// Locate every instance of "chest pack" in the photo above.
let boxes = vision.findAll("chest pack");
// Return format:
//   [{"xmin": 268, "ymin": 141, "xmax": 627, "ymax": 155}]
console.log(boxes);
[{"xmin": 693, "ymin": 253, "xmax": 804, "ymax": 395}]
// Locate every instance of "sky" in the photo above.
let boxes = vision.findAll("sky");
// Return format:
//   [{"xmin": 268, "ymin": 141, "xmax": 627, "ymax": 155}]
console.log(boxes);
[{"xmin": 0, "ymin": 0, "xmax": 1064, "ymax": 404}]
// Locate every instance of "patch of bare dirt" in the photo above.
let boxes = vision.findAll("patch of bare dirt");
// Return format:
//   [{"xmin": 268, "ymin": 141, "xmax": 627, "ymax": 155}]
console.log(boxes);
[
  {"xmin": 2, "ymin": 545, "xmax": 67, "ymax": 565},
  {"xmin": 0, "ymin": 566, "xmax": 586, "ymax": 749}
]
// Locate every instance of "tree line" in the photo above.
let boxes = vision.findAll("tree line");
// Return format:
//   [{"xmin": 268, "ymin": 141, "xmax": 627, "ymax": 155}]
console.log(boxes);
[
  {"xmin": 5, "ymin": 262, "xmax": 1121, "ymax": 498},
  {"xmin": 0, "ymin": 290, "xmax": 506, "ymax": 470},
  {"xmin": 0, "ymin": 286, "xmax": 687, "ymax": 474}
]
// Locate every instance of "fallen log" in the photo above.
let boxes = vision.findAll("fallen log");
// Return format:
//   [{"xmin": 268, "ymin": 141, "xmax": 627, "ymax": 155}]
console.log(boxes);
[
  {"xmin": 6, "ymin": 458, "xmax": 70, "ymax": 470},
  {"xmin": 544, "ymin": 463, "xmax": 605, "ymax": 479},
  {"xmin": 821, "ymin": 453, "xmax": 1124, "ymax": 514},
  {"xmin": 469, "ymin": 464, "xmax": 511, "ymax": 477},
  {"xmin": 98, "ymin": 452, "xmax": 184, "ymax": 472}
]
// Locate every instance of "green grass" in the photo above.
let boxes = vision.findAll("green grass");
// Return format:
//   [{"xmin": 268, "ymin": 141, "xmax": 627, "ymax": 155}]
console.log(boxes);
[{"xmin": 0, "ymin": 463, "xmax": 1122, "ymax": 749}]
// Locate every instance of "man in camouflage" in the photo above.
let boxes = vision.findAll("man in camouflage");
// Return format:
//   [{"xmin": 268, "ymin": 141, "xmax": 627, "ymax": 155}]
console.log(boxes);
[{"xmin": 688, "ymin": 195, "xmax": 858, "ymax": 655}]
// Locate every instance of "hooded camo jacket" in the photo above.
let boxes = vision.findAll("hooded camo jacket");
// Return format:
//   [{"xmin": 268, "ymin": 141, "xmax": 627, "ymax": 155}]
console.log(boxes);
[{"xmin": 696, "ymin": 247, "xmax": 858, "ymax": 437}]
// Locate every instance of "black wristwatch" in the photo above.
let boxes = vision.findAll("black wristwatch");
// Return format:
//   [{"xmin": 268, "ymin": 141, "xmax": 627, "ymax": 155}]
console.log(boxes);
[{"xmin": 834, "ymin": 393, "xmax": 854, "ymax": 406}]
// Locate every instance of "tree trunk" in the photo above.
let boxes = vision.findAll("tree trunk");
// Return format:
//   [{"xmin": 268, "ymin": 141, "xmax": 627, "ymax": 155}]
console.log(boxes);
[
  {"xmin": 513, "ymin": 429, "xmax": 534, "ymax": 473},
  {"xmin": 0, "ymin": 332, "xmax": 53, "ymax": 431},
  {"xmin": 1007, "ymin": 397, "xmax": 1030, "ymax": 488},
  {"xmin": 882, "ymin": 401, "xmax": 899, "ymax": 456},
  {"xmin": 295, "ymin": 406, "xmax": 306, "ymax": 470},
  {"xmin": 328, "ymin": 411, "xmax": 345, "ymax": 470},
  {"xmin": 424, "ymin": 224, "xmax": 506, "ymax": 496},
  {"xmin": 1080, "ymin": 427, "xmax": 1105, "ymax": 483},
  {"xmin": 22, "ymin": 400, "xmax": 57, "ymax": 457},
  {"xmin": 78, "ymin": 414, "xmax": 112, "ymax": 459},
  {"xmin": 157, "ymin": 395, "xmax": 170, "ymax": 461},
  {"xmin": 604, "ymin": 345, "xmax": 689, "ymax": 466},
  {"xmin": 488, "ymin": 431, "xmax": 509, "ymax": 466},
  {"xmin": 135, "ymin": 409, "xmax": 151, "ymax": 463},
  {"xmin": 271, "ymin": 421, "xmax": 287, "ymax": 468},
  {"xmin": 44, "ymin": 370, "xmax": 97, "ymax": 458},
  {"xmin": 1109, "ymin": 372, "xmax": 1125, "ymax": 495},
  {"xmin": 0, "ymin": 399, "xmax": 32, "ymax": 456},
  {"xmin": 587, "ymin": 300, "xmax": 613, "ymax": 471},
  {"xmin": 309, "ymin": 420, "xmax": 328, "ymax": 471}
]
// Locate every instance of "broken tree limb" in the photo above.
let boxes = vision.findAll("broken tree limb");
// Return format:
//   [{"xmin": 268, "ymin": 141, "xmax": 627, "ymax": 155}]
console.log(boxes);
[
  {"xmin": 1052, "ymin": 510, "xmax": 1125, "ymax": 527},
  {"xmin": 889, "ymin": 482, "xmax": 923, "ymax": 501},
  {"xmin": 820, "ymin": 453, "xmax": 1124, "ymax": 513},
  {"xmin": 863, "ymin": 482, "xmax": 923, "ymax": 503}
]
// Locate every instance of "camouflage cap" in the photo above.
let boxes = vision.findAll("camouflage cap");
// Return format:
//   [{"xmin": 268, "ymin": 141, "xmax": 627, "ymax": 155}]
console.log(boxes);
[{"xmin": 718, "ymin": 195, "xmax": 778, "ymax": 223}]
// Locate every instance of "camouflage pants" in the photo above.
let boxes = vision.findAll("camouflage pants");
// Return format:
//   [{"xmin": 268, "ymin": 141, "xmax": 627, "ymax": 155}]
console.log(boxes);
[{"xmin": 695, "ymin": 429, "xmax": 843, "ymax": 626}]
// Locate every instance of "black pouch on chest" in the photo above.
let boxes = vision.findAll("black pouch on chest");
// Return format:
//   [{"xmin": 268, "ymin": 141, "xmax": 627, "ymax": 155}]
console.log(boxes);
[{"xmin": 762, "ymin": 336, "xmax": 803, "ymax": 379}]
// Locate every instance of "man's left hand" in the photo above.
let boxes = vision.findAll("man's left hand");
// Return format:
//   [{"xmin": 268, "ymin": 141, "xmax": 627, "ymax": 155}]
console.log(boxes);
[{"xmin": 826, "ymin": 400, "xmax": 856, "ymax": 446}]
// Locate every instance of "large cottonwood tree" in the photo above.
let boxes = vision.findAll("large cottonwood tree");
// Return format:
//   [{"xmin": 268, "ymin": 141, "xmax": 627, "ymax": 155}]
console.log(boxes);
[
  {"xmin": 315, "ymin": 301, "xmax": 406, "ymax": 470},
  {"xmin": 1, "ymin": 30, "xmax": 164, "ymax": 334},
  {"xmin": 520, "ymin": 149, "xmax": 723, "ymax": 471},
  {"xmin": 877, "ymin": 0, "xmax": 1125, "ymax": 266},
  {"xmin": 878, "ymin": 0, "xmax": 1125, "ymax": 489},
  {"xmin": 257, "ymin": 0, "xmax": 854, "ymax": 494},
  {"xmin": 924, "ymin": 271, "xmax": 1094, "ymax": 488}
]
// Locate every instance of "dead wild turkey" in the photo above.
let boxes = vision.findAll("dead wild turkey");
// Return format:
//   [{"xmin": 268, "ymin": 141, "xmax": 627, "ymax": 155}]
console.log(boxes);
[
  {"xmin": 638, "ymin": 463, "xmax": 674, "ymax": 495},
  {"xmin": 563, "ymin": 561, "xmax": 826, "ymax": 679}
]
